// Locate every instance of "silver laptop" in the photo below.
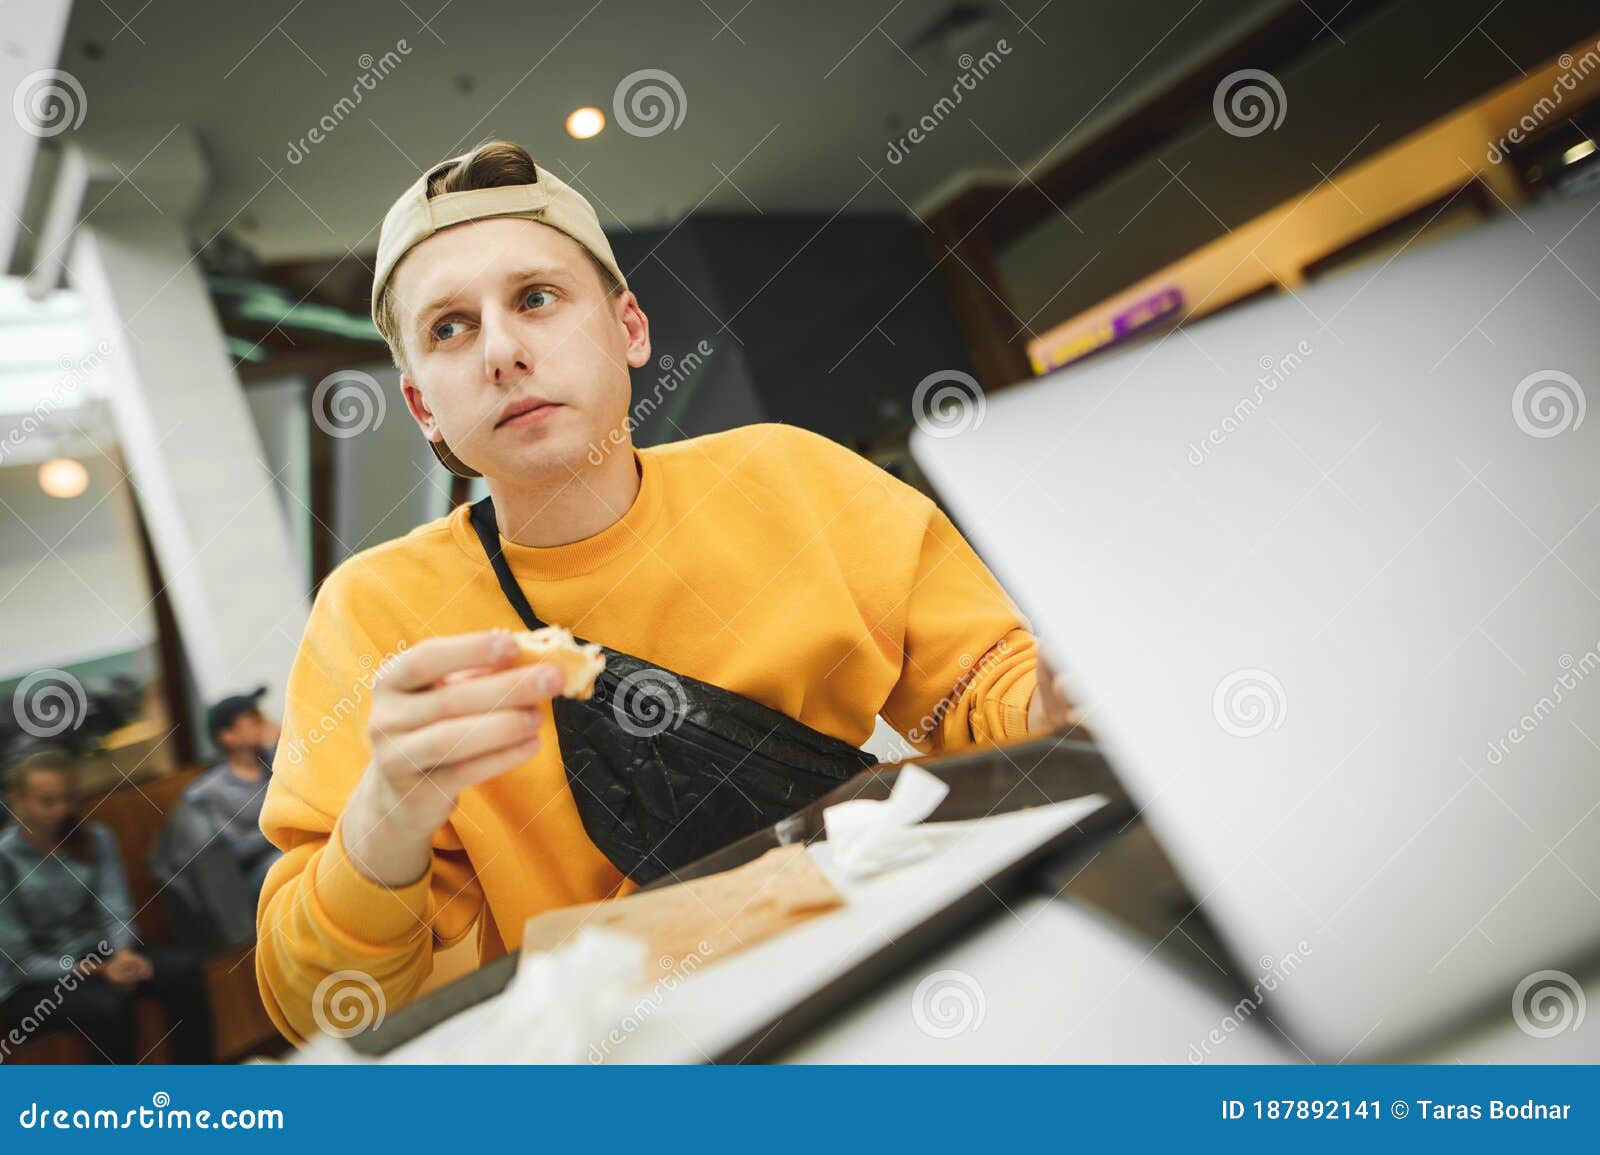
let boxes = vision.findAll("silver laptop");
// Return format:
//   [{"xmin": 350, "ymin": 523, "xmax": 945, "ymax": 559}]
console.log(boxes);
[{"xmin": 913, "ymin": 188, "xmax": 1600, "ymax": 1060}]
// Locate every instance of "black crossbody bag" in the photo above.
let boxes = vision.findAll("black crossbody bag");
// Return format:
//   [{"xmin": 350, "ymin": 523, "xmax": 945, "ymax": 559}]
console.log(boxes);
[{"xmin": 469, "ymin": 496, "xmax": 877, "ymax": 885}]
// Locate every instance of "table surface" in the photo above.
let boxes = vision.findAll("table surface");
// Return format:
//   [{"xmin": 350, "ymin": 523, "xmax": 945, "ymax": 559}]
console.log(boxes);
[{"xmin": 302, "ymin": 730, "xmax": 1600, "ymax": 1065}]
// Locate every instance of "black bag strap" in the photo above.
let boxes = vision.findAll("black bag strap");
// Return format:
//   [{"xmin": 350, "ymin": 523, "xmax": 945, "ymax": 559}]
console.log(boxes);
[{"xmin": 469, "ymin": 497, "xmax": 549, "ymax": 633}]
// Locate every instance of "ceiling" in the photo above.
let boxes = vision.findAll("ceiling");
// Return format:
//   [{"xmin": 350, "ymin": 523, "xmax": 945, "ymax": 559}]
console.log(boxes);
[{"xmin": 35, "ymin": 0, "xmax": 1284, "ymax": 263}]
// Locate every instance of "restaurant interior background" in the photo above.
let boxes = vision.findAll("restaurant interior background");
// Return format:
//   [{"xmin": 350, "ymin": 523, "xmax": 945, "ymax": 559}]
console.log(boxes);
[{"xmin": 2, "ymin": 0, "xmax": 1599, "ymax": 1062}]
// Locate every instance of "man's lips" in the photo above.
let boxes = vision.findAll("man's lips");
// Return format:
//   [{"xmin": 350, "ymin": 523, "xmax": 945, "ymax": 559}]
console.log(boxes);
[{"xmin": 495, "ymin": 398, "xmax": 562, "ymax": 428}]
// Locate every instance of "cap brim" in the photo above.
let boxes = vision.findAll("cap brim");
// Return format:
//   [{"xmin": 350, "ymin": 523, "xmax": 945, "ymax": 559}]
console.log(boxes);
[{"xmin": 430, "ymin": 436, "xmax": 481, "ymax": 479}]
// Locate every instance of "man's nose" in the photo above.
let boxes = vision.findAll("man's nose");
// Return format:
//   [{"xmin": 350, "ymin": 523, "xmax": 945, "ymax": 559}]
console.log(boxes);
[{"xmin": 481, "ymin": 307, "xmax": 532, "ymax": 384}]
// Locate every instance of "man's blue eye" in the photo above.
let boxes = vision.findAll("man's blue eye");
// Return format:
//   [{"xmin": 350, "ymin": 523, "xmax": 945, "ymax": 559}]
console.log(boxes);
[
  {"xmin": 523, "ymin": 288, "xmax": 551, "ymax": 309},
  {"xmin": 432, "ymin": 320, "xmax": 460, "ymax": 341}
]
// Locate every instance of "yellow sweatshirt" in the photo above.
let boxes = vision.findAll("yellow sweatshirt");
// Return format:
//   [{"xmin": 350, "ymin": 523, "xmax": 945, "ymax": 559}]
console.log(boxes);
[{"xmin": 256, "ymin": 422, "xmax": 1038, "ymax": 1044}]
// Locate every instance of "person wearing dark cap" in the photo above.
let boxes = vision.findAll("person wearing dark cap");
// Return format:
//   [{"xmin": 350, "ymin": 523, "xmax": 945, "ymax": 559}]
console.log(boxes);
[{"xmin": 183, "ymin": 688, "xmax": 283, "ymax": 900}]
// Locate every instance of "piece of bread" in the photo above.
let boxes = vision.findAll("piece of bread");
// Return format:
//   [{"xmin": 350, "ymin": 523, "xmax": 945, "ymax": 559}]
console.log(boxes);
[
  {"xmin": 513, "ymin": 626, "xmax": 606, "ymax": 699},
  {"xmin": 520, "ymin": 845, "xmax": 844, "ymax": 974}
]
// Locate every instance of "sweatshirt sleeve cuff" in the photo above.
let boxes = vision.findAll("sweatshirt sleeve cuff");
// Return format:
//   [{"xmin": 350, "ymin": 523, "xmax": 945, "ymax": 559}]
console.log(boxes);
[
  {"xmin": 995, "ymin": 665, "xmax": 1038, "ymax": 742},
  {"xmin": 313, "ymin": 815, "xmax": 433, "ymax": 945}
]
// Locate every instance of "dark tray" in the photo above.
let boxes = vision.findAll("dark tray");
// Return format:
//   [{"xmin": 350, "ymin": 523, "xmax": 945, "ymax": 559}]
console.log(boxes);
[{"xmin": 348, "ymin": 735, "xmax": 1127, "ymax": 1060}]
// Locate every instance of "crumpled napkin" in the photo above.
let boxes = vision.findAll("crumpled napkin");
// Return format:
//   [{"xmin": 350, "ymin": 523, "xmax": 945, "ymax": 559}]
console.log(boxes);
[
  {"xmin": 471, "ymin": 927, "xmax": 647, "ymax": 1062},
  {"xmin": 291, "ymin": 927, "xmax": 650, "ymax": 1065},
  {"xmin": 823, "ymin": 763, "xmax": 951, "ymax": 879}
]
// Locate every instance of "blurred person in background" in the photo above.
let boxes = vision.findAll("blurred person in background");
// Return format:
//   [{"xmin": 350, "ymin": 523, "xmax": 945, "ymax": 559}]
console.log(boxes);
[
  {"xmin": 184, "ymin": 687, "xmax": 283, "ymax": 900},
  {"xmin": 0, "ymin": 750, "xmax": 213, "ymax": 1063}
]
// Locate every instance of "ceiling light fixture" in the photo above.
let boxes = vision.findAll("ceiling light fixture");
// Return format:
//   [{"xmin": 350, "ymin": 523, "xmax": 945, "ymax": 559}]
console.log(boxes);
[
  {"xmin": 38, "ymin": 456, "xmax": 89, "ymax": 499},
  {"xmin": 566, "ymin": 107, "xmax": 605, "ymax": 140},
  {"xmin": 1562, "ymin": 139, "xmax": 1596, "ymax": 166}
]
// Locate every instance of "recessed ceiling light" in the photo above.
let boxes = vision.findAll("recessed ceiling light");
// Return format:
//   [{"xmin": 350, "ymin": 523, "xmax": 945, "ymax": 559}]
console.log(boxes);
[
  {"xmin": 39, "ymin": 457, "xmax": 88, "ymax": 499},
  {"xmin": 566, "ymin": 106, "xmax": 605, "ymax": 140},
  {"xmin": 1562, "ymin": 139, "xmax": 1596, "ymax": 166}
]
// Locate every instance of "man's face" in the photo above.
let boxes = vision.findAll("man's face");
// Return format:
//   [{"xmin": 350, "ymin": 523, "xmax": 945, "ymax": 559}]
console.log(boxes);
[
  {"xmin": 11, "ymin": 768, "xmax": 74, "ymax": 840},
  {"xmin": 393, "ymin": 218, "xmax": 650, "ymax": 481},
  {"xmin": 218, "ymin": 708, "xmax": 274, "ymax": 755}
]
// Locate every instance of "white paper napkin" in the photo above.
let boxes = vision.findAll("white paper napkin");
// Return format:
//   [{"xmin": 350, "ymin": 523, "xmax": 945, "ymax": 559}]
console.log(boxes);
[
  {"xmin": 822, "ymin": 763, "xmax": 951, "ymax": 879},
  {"xmin": 293, "ymin": 927, "xmax": 649, "ymax": 1064}
]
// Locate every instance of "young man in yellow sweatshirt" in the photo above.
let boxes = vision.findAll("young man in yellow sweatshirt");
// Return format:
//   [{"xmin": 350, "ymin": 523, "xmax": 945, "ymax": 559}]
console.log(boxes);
[{"xmin": 256, "ymin": 139, "xmax": 1071, "ymax": 1045}]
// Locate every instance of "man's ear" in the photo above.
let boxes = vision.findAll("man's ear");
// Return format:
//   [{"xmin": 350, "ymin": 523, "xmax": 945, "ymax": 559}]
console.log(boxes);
[
  {"xmin": 617, "ymin": 291, "xmax": 652, "ymax": 370},
  {"xmin": 401, "ymin": 373, "xmax": 446, "ymax": 444}
]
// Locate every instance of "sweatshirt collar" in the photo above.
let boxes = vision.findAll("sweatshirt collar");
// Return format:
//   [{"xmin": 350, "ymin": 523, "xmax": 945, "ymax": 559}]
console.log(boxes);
[{"xmin": 452, "ymin": 448, "xmax": 663, "ymax": 580}]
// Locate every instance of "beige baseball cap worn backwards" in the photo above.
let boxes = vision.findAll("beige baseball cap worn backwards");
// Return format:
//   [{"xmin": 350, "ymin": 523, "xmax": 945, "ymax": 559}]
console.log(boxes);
[{"xmin": 371, "ymin": 152, "xmax": 629, "ymax": 478}]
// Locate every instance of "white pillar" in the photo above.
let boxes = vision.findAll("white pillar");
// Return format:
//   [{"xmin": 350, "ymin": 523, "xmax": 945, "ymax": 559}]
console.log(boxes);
[{"xmin": 44, "ymin": 130, "xmax": 308, "ymax": 704}]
